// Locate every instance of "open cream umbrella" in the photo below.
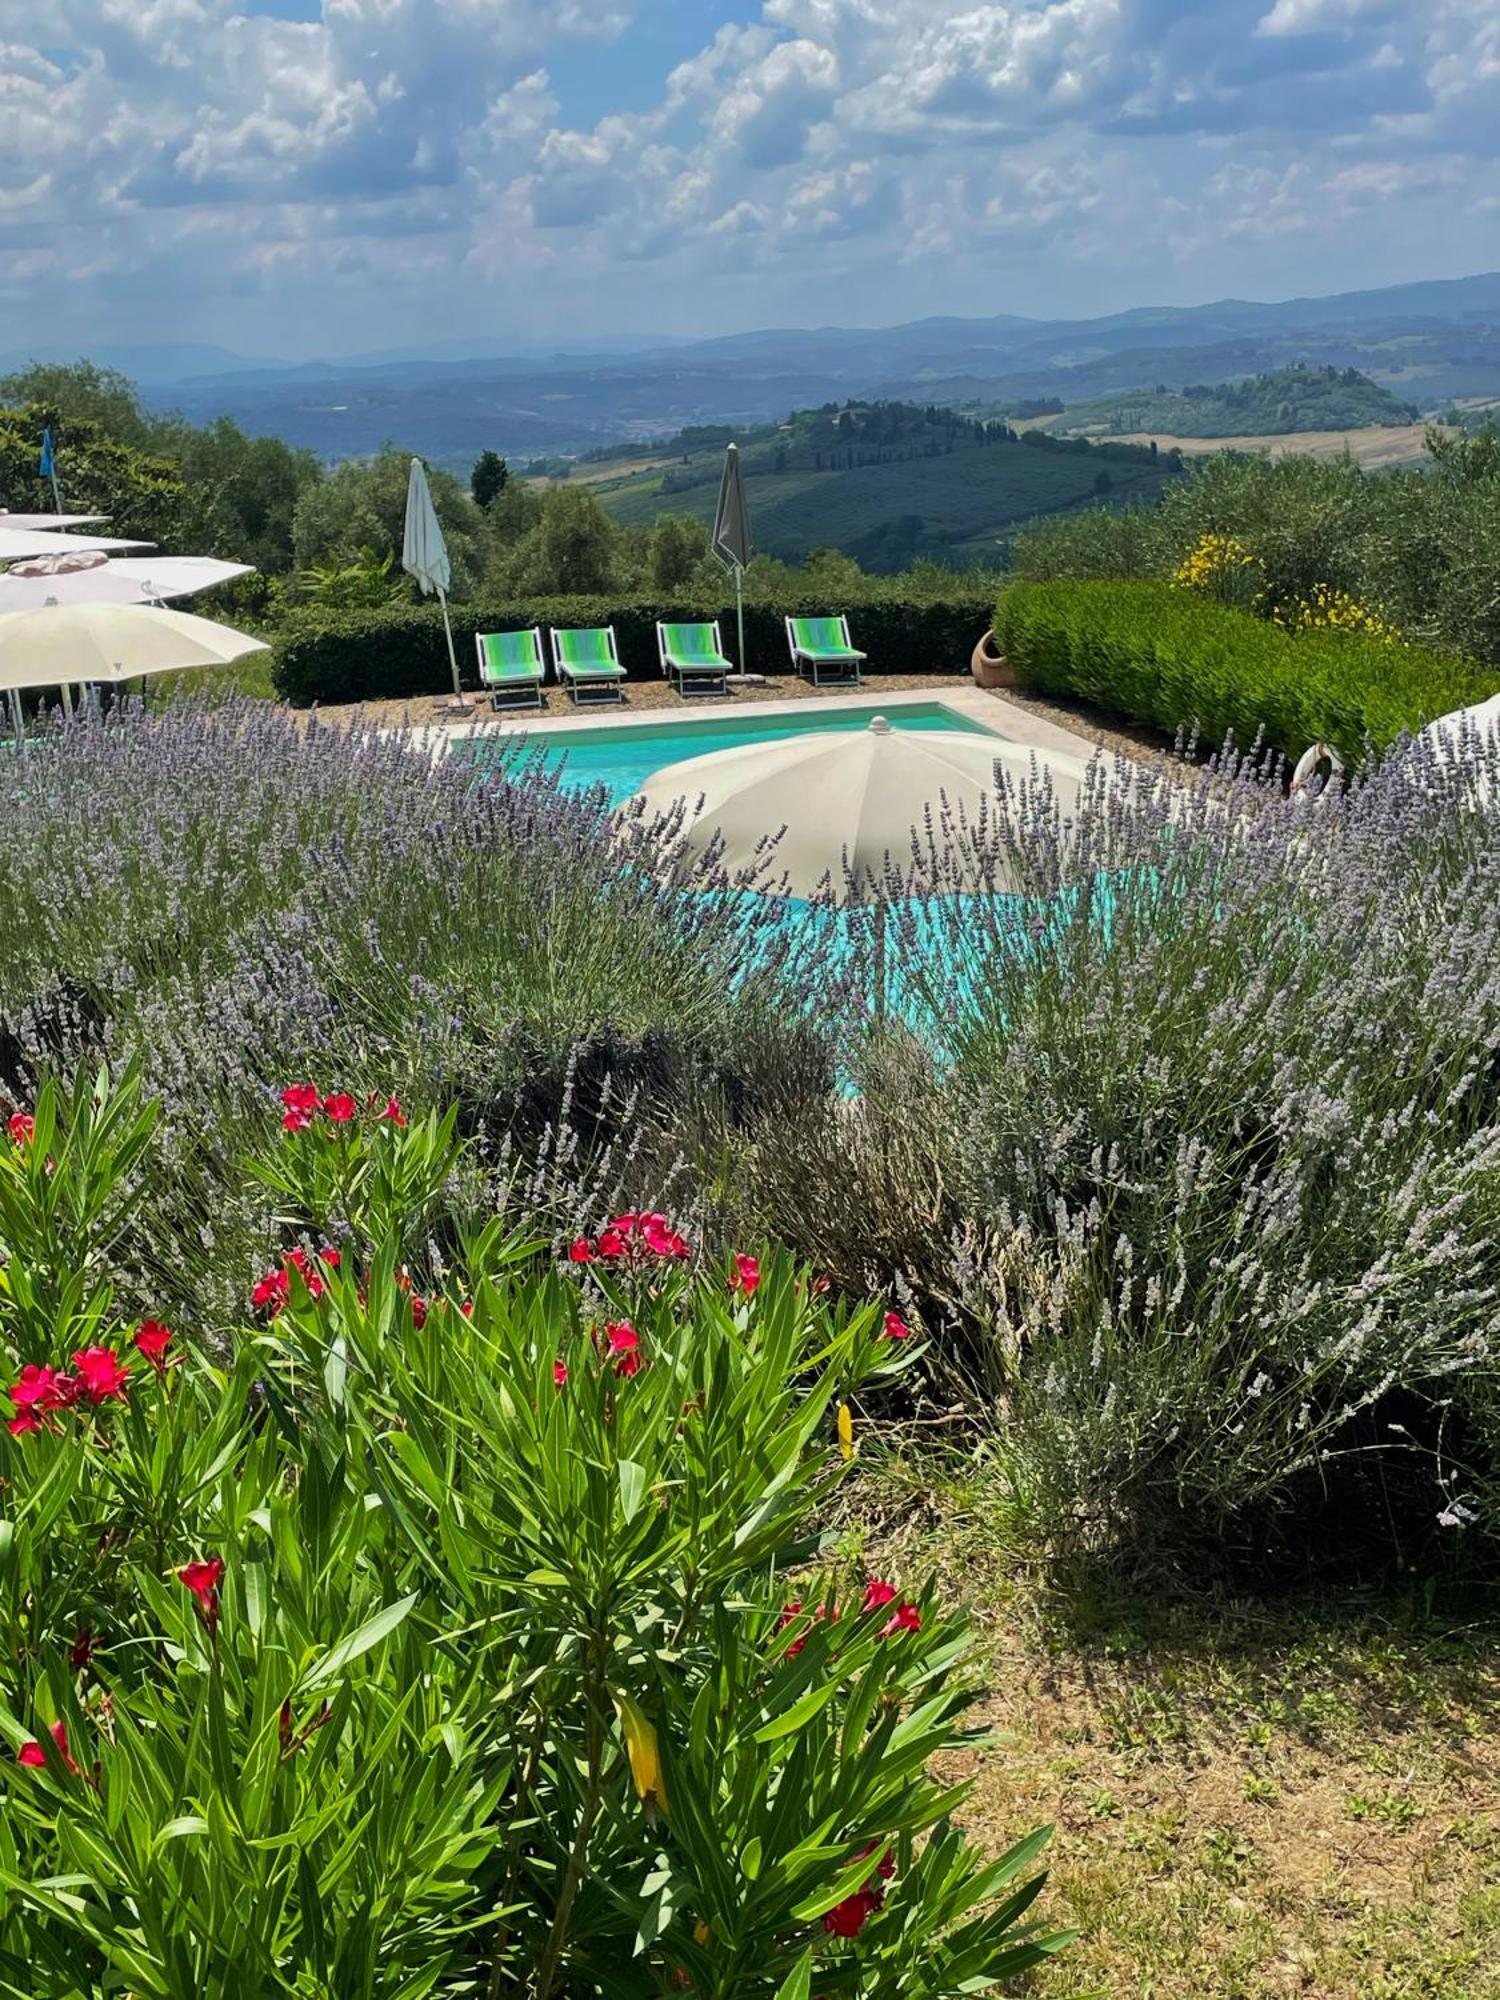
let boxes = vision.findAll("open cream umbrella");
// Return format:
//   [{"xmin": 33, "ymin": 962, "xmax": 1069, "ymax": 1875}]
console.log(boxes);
[
  {"xmin": 0, "ymin": 602, "xmax": 268, "ymax": 697},
  {"xmin": 631, "ymin": 712, "xmax": 1096, "ymax": 897}
]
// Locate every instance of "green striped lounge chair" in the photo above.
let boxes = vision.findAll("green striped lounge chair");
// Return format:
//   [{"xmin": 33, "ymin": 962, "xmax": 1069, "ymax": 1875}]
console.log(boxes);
[
  {"xmin": 785, "ymin": 614, "xmax": 865, "ymax": 688},
  {"xmin": 549, "ymin": 625, "xmax": 627, "ymax": 705},
  {"xmin": 475, "ymin": 628, "xmax": 546, "ymax": 711},
  {"xmin": 656, "ymin": 619, "xmax": 731, "ymax": 696}
]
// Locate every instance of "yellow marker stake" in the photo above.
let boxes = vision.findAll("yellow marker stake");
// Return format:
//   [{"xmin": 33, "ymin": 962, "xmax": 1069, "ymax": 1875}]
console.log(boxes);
[{"xmin": 837, "ymin": 1402, "xmax": 854, "ymax": 1460}]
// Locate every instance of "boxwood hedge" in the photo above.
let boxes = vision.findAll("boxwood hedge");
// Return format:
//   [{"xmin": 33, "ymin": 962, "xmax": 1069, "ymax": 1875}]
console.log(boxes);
[
  {"xmin": 274, "ymin": 588, "xmax": 996, "ymax": 706},
  {"xmin": 992, "ymin": 578, "xmax": 1500, "ymax": 764}
]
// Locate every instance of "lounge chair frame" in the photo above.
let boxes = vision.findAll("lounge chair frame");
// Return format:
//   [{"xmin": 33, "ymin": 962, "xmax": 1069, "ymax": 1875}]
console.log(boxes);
[
  {"xmin": 549, "ymin": 625, "xmax": 627, "ymax": 705},
  {"xmin": 656, "ymin": 618, "xmax": 731, "ymax": 697},
  {"xmin": 785, "ymin": 614, "xmax": 866, "ymax": 688},
  {"xmin": 475, "ymin": 627, "xmax": 546, "ymax": 712}
]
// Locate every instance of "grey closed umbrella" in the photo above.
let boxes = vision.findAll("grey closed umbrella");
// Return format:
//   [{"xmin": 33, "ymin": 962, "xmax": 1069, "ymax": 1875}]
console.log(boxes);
[
  {"xmin": 401, "ymin": 457, "xmax": 465, "ymax": 705},
  {"xmin": 710, "ymin": 442, "xmax": 753, "ymax": 675}
]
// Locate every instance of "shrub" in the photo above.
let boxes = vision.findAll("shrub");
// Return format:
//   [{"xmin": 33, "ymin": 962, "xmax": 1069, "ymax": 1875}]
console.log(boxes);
[
  {"xmin": 992, "ymin": 578, "xmax": 1499, "ymax": 764},
  {"xmin": 272, "ymin": 586, "xmax": 996, "ymax": 705},
  {"xmin": 0, "ymin": 1069, "xmax": 1068, "ymax": 1996},
  {"xmin": 867, "ymin": 738, "xmax": 1500, "ymax": 1569}
]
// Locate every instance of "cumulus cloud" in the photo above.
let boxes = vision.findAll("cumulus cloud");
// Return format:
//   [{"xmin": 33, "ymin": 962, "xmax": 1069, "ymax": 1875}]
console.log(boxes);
[{"xmin": 0, "ymin": 0, "xmax": 1496, "ymax": 353}]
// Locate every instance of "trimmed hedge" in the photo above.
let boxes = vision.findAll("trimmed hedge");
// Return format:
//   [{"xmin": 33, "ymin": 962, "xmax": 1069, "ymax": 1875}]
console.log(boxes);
[
  {"xmin": 273, "ymin": 588, "xmax": 995, "ymax": 706},
  {"xmin": 992, "ymin": 578, "xmax": 1500, "ymax": 765}
]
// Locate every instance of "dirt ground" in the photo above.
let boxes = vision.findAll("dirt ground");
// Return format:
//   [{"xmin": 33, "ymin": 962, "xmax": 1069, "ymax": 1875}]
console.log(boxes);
[{"xmin": 860, "ymin": 1464, "xmax": 1500, "ymax": 2000}]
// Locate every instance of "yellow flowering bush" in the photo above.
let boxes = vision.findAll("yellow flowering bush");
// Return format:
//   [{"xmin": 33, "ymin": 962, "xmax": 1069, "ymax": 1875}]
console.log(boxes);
[
  {"xmin": 1276, "ymin": 582, "xmax": 1400, "ymax": 643},
  {"xmin": 1171, "ymin": 532, "xmax": 1264, "ymax": 611}
]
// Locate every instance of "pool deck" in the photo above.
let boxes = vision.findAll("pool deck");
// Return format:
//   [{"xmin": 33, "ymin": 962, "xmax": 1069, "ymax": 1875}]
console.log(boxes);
[{"xmin": 423, "ymin": 684, "xmax": 1103, "ymax": 764}]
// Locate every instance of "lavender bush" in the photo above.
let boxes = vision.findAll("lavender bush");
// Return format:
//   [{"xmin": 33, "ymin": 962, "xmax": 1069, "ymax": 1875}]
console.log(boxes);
[
  {"xmin": 865, "ymin": 733, "xmax": 1500, "ymax": 1566},
  {"xmin": 0, "ymin": 700, "xmax": 836, "ymax": 1318}
]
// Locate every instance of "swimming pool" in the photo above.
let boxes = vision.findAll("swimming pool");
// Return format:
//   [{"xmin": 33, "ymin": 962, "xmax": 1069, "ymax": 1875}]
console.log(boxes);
[{"xmin": 463, "ymin": 700, "xmax": 1001, "ymax": 805}]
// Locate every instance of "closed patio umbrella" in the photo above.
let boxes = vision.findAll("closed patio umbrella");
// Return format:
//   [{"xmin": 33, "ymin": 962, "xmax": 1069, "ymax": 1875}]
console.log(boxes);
[
  {"xmin": 710, "ymin": 442, "xmax": 753, "ymax": 675},
  {"xmin": 402, "ymin": 457, "xmax": 464, "ymax": 705}
]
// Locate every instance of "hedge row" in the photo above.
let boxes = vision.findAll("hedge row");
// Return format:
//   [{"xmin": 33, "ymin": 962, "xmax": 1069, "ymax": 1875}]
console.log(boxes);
[
  {"xmin": 992, "ymin": 578, "xmax": 1500, "ymax": 765},
  {"xmin": 274, "ymin": 589, "xmax": 996, "ymax": 706}
]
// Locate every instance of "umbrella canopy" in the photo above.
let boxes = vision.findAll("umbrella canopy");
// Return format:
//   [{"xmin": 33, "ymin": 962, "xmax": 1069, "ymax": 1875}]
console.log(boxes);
[
  {"xmin": 0, "ymin": 528, "xmax": 152, "ymax": 561},
  {"xmin": 711, "ymin": 442, "xmax": 752, "ymax": 572},
  {"xmin": 0, "ymin": 512, "xmax": 110, "ymax": 530},
  {"xmin": 402, "ymin": 458, "xmax": 451, "ymax": 597},
  {"xmin": 401, "ymin": 456, "xmax": 464, "ymax": 700},
  {"xmin": 0, "ymin": 603, "xmax": 268, "ymax": 694},
  {"xmin": 0, "ymin": 557, "xmax": 252, "ymax": 612},
  {"xmin": 630, "ymin": 712, "xmax": 1097, "ymax": 899}
]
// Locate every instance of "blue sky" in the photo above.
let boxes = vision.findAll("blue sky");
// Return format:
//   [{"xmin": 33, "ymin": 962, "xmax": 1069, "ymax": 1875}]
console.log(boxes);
[{"xmin": 0, "ymin": 0, "xmax": 1497, "ymax": 361}]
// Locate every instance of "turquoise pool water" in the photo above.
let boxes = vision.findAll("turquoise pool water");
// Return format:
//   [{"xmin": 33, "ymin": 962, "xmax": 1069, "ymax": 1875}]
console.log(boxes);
[{"xmin": 465, "ymin": 700, "xmax": 997, "ymax": 805}]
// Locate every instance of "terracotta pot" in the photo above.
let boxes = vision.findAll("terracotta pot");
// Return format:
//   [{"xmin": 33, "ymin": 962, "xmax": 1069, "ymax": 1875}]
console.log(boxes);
[{"xmin": 970, "ymin": 629, "xmax": 1017, "ymax": 689}]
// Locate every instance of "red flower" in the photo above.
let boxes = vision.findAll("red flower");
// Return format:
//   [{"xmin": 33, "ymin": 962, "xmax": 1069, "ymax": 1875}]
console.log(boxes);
[
  {"xmin": 252, "ymin": 1267, "xmax": 290, "ymax": 1314},
  {"xmin": 776, "ymin": 1600, "xmax": 829, "ymax": 1659},
  {"xmin": 318, "ymin": 1247, "xmax": 341, "ymax": 1269},
  {"xmin": 282, "ymin": 1108, "xmax": 313, "ymax": 1133},
  {"xmin": 568, "ymin": 1236, "xmax": 596, "ymax": 1264},
  {"xmin": 595, "ymin": 1228, "xmax": 627, "ymax": 1260},
  {"xmin": 553, "ymin": 1357, "xmax": 568, "ymax": 1388},
  {"xmin": 6, "ymin": 1411, "xmax": 40, "ymax": 1437},
  {"xmin": 379, "ymin": 1096, "xmax": 407, "ymax": 1127},
  {"xmin": 71, "ymin": 1347, "xmax": 130, "ymax": 1405},
  {"xmin": 823, "ymin": 1889, "xmax": 881, "ymax": 1938},
  {"xmin": 69, "ymin": 1629, "xmax": 95, "ymax": 1671},
  {"xmin": 133, "ymin": 1320, "xmax": 173, "ymax": 1369},
  {"xmin": 460, "ymin": 1299, "xmax": 473, "ymax": 1318},
  {"xmin": 10, "ymin": 1363, "xmax": 78, "ymax": 1413},
  {"xmin": 281, "ymin": 1083, "xmax": 320, "ymax": 1115},
  {"xmin": 605, "ymin": 1321, "xmax": 641, "ymax": 1377},
  {"xmin": 730, "ymin": 1254, "xmax": 761, "ymax": 1297},
  {"xmin": 593, "ymin": 1213, "xmax": 691, "ymax": 1263},
  {"xmin": 410, "ymin": 1295, "xmax": 428, "ymax": 1330},
  {"xmin": 322, "ymin": 1092, "xmax": 357, "ymax": 1123},
  {"xmin": 7, "ymin": 1111, "xmax": 35, "ymax": 1145},
  {"xmin": 861, "ymin": 1578, "xmax": 897, "ymax": 1615},
  {"xmin": 180, "ymin": 1557, "xmax": 224, "ymax": 1627},
  {"xmin": 285, "ymin": 1249, "xmax": 325, "ymax": 1299},
  {"xmin": 881, "ymin": 1311, "xmax": 911, "ymax": 1342},
  {"xmin": 640, "ymin": 1216, "xmax": 690, "ymax": 1261},
  {"xmin": 879, "ymin": 1602, "xmax": 921, "ymax": 1639},
  {"xmin": 17, "ymin": 1720, "xmax": 79, "ymax": 1776}
]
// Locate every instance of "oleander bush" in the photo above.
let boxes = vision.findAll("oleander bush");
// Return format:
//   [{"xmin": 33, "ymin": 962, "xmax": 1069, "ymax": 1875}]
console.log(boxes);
[
  {"xmin": 0, "ymin": 1069, "xmax": 1067, "ymax": 1997},
  {"xmin": 991, "ymin": 578, "xmax": 1499, "ymax": 764},
  {"xmin": 272, "ymin": 586, "xmax": 995, "ymax": 706}
]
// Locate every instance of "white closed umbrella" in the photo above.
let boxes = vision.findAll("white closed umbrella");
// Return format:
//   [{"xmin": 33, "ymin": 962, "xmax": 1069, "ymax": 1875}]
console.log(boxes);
[
  {"xmin": 631, "ymin": 712, "xmax": 1096, "ymax": 897},
  {"xmin": 401, "ymin": 457, "xmax": 464, "ymax": 705},
  {"xmin": 0, "ymin": 603, "xmax": 267, "ymax": 695}
]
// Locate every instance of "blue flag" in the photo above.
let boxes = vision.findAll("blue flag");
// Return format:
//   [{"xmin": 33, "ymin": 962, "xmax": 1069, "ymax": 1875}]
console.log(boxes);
[{"xmin": 38, "ymin": 426, "xmax": 55, "ymax": 479}]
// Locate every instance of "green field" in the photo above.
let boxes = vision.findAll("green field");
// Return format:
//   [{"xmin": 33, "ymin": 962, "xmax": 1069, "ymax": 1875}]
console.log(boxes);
[{"xmin": 586, "ymin": 400, "xmax": 1180, "ymax": 569}]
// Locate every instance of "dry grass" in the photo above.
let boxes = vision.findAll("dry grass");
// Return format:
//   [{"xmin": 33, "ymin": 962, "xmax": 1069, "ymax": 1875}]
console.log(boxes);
[
  {"xmin": 1101, "ymin": 426, "xmax": 1438, "ymax": 471},
  {"xmin": 849, "ymin": 1460, "xmax": 1500, "ymax": 1999}
]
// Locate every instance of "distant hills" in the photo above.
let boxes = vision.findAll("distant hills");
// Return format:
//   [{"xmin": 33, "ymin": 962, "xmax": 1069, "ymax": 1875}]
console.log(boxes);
[
  {"xmin": 40, "ymin": 266, "xmax": 1497, "ymax": 471},
  {"xmin": 585, "ymin": 402, "xmax": 1182, "ymax": 572}
]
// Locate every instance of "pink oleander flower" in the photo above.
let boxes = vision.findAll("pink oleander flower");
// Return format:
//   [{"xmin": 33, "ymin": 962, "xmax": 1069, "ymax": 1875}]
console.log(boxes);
[
  {"xmin": 179, "ymin": 1556, "xmax": 224, "ymax": 1629},
  {"xmin": 322, "ymin": 1092, "xmax": 357, "ymax": 1123},
  {"xmin": 879, "ymin": 1602, "xmax": 921, "ymax": 1638},
  {"xmin": 605, "ymin": 1320, "xmax": 641, "ymax": 1377},
  {"xmin": 881, "ymin": 1311, "xmax": 911, "ymax": 1342},
  {"xmin": 133, "ymin": 1320, "xmax": 173, "ymax": 1369},
  {"xmin": 730, "ymin": 1253, "xmax": 761, "ymax": 1297},
  {"xmin": 861, "ymin": 1578, "xmax": 897, "ymax": 1615},
  {"xmin": 7, "ymin": 1111, "xmax": 36, "ymax": 1145},
  {"xmin": 17, "ymin": 1720, "xmax": 80, "ymax": 1776},
  {"xmin": 70, "ymin": 1347, "xmax": 129, "ymax": 1406}
]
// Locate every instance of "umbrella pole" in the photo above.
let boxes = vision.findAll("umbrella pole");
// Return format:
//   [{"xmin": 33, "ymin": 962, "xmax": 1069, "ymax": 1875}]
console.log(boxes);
[
  {"xmin": 735, "ymin": 565, "xmax": 746, "ymax": 676},
  {"xmin": 7, "ymin": 691, "xmax": 24, "ymax": 750},
  {"xmin": 437, "ymin": 586, "xmax": 468, "ymax": 707}
]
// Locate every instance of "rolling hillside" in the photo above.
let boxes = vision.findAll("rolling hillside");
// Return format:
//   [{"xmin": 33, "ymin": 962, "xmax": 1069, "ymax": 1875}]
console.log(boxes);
[
  {"xmin": 1049, "ymin": 364, "xmax": 1417, "ymax": 439},
  {"xmin": 587, "ymin": 402, "xmax": 1180, "ymax": 570}
]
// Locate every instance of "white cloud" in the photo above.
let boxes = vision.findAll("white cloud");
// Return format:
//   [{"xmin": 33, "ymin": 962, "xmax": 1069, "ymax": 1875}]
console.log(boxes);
[{"xmin": 0, "ymin": 0, "xmax": 1496, "ymax": 352}]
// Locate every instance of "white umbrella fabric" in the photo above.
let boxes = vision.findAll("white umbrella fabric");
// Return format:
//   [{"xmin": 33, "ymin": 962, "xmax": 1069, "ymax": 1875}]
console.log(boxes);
[
  {"xmin": 0, "ymin": 512, "xmax": 110, "ymax": 529},
  {"xmin": 0, "ymin": 556, "xmax": 254, "ymax": 614},
  {"xmin": 0, "ymin": 603, "xmax": 268, "ymax": 695},
  {"xmin": 401, "ymin": 457, "xmax": 463, "ymax": 704},
  {"xmin": 0, "ymin": 528, "xmax": 152, "ymax": 560},
  {"xmin": 631, "ymin": 712, "xmax": 1095, "ymax": 898}
]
